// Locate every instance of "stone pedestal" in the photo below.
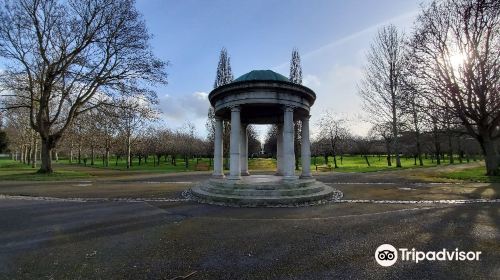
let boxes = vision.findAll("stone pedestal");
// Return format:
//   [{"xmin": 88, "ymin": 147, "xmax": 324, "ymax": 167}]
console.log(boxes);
[{"xmin": 190, "ymin": 175, "xmax": 341, "ymax": 207}]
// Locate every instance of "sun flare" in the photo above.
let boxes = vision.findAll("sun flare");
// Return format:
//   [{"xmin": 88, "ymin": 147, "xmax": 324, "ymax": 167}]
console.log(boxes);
[{"xmin": 449, "ymin": 52, "xmax": 465, "ymax": 69}]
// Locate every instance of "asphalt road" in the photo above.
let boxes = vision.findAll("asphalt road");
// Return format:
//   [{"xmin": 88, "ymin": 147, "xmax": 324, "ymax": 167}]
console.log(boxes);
[{"xmin": 0, "ymin": 198, "xmax": 498, "ymax": 279}]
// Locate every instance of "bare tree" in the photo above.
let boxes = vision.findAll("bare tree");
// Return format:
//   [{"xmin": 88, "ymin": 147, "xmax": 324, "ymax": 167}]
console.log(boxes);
[
  {"xmin": 0, "ymin": 0, "xmax": 167, "ymax": 173},
  {"xmin": 179, "ymin": 122, "xmax": 197, "ymax": 169},
  {"xmin": 317, "ymin": 111, "xmax": 350, "ymax": 169},
  {"xmin": 410, "ymin": 0, "xmax": 500, "ymax": 175},
  {"xmin": 400, "ymin": 67, "xmax": 426, "ymax": 166},
  {"xmin": 358, "ymin": 24, "xmax": 406, "ymax": 167},
  {"xmin": 114, "ymin": 98, "xmax": 157, "ymax": 169},
  {"xmin": 353, "ymin": 134, "xmax": 375, "ymax": 167},
  {"xmin": 372, "ymin": 122, "xmax": 394, "ymax": 166}
]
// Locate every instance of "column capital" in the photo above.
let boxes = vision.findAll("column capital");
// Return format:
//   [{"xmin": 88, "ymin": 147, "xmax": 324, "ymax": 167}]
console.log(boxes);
[
  {"xmin": 283, "ymin": 105, "xmax": 295, "ymax": 112},
  {"xmin": 230, "ymin": 105, "xmax": 240, "ymax": 112},
  {"xmin": 303, "ymin": 115, "xmax": 311, "ymax": 120}
]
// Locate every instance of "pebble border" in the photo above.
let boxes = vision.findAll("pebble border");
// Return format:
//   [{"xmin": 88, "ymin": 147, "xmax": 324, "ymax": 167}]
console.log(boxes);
[
  {"xmin": 1, "ymin": 194, "xmax": 499, "ymax": 207},
  {"xmin": 0, "ymin": 194, "xmax": 189, "ymax": 203},
  {"xmin": 338, "ymin": 199, "xmax": 500, "ymax": 204}
]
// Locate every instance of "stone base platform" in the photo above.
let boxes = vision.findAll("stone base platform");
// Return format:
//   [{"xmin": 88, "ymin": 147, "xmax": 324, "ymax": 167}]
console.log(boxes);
[{"xmin": 189, "ymin": 175, "xmax": 342, "ymax": 207}]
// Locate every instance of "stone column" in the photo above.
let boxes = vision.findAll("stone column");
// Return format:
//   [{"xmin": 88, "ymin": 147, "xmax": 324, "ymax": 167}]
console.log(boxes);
[
  {"xmin": 300, "ymin": 115, "xmax": 312, "ymax": 178},
  {"xmin": 228, "ymin": 106, "xmax": 241, "ymax": 180},
  {"xmin": 212, "ymin": 116, "xmax": 224, "ymax": 178},
  {"xmin": 275, "ymin": 124, "xmax": 283, "ymax": 175},
  {"xmin": 240, "ymin": 124, "xmax": 249, "ymax": 176},
  {"xmin": 282, "ymin": 106, "xmax": 296, "ymax": 179}
]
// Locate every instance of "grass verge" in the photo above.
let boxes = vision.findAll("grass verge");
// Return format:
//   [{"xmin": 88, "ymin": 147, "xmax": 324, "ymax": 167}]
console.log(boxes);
[{"xmin": 437, "ymin": 166, "xmax": 500, "ymax": 183}]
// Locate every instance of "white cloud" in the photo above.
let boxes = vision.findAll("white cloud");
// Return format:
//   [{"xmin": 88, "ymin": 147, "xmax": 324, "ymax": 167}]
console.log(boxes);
[
  {"xmin": 159, "ymin": 90, "xmax": 211, "ymax": 135},
  {"xmin": 303, "ymin": 74, "xmax": 321, "ymax": 89},
  {"xmin": 308, "ymin": 64, "xmax": 372, "ymax": 137}
]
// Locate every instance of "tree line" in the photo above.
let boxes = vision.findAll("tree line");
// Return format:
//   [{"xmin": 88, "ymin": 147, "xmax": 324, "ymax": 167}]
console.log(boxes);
[
  {"xmin": 0, "ymin": 0, "xmax": 497, "ymax": 176},
  {"xmin": 355, "ymin": 0, "xmax": 498, "ymax": 174}
]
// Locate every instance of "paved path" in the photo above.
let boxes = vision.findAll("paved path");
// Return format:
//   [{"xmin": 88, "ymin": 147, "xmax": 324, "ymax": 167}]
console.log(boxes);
[
  {"xmin": 1, "ymin": 164, "xmax": 499, "ymax": 279},
  {"xmin": 0, "ymin": 198, "xmax": 498, "ymax": 279}
]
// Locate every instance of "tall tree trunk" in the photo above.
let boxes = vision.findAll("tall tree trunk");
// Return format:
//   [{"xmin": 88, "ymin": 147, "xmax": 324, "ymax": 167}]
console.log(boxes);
[
  {"xmin": 105, "ymin": 148, "xmax": 109, "ymax": 167},
  {"xmin": 364, "ymin": 155, "xmax": 371, "ymax": 167},
  {"xmin": 479, "ymin": 135, "xmax": 499, "ymax": 176},
  {"xmin": 391, "ymin": 90, "xmax": 401, "ymax": 168},
  {"xmin": 69, "ymin": 140, "xmax": 73, "ymax": 164},
  {"xmin": 333, "ymin": 154, "xmax": 338, "ymax": 169},
  {"xmin": 447, "ymin": 129, "xmax": 454, "ymax": 164},
  {"xmin": 385, "ymin": 141, "xmax": 392, "ymax": 166},
  {"xmin": 432, "ymin": 118, "xmax": 441, "ymax": 165},
  {"xmin": 126, "ymin": 132, "xmax": 131, "ymax": 169},
  {"xmin": 27, "ymin": 145, "xmax": 32, "ymax": 166},
  {"xmin": 31, "ymin": 137, "xmax": 37, "ymax": 168},
  {"xmin": 38, "ymin": 137, "xmax": 55, "ymax": 174},
  {"xmin": 457, "ymin": 139, "xmax": 463, "ymax": 163},
  {"xmin": 412, "ymin": 106, "xmax": 423, "ymax": 166},
  {"xmin": 24, "ymin": 145, "xmax": 28, "ymax": 164},
  {"xmin": 90, "ymin": 144, "xmax": 95, "ymax": 165},
  {"xmin": 416, "ymin": 138, "xmax": 423, "ymax": 166},
  {"xmin": 78, "ymin": 144, "xmax": 82, "ymax": 164}
]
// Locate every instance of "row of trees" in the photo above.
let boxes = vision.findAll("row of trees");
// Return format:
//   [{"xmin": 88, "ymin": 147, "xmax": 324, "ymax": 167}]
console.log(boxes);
[
  {"xmin": 357, "ymin": 0, "xmax": 499, "ymax": 175},
  {"xmin": 0, "ymin": 0, "xmax": 167, "ymax": 173},
  {"xmin": 262, "ymin": 110, "xmax": 483, "ymax": 168},
  {"xmin": 1, "ymin": 0, "xmax": 497, "ymax": 176}
]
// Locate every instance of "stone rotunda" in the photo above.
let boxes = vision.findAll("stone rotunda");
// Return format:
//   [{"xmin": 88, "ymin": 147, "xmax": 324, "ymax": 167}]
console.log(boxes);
[{"xmin": 190, "ymin": 70, "xmax": 340, "ymax": 206}]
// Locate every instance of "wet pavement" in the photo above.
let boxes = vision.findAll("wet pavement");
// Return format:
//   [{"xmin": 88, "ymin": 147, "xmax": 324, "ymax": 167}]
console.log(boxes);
[{"xmin": 0, "ymin": 198, "xmax": 498, "ymax": 279}]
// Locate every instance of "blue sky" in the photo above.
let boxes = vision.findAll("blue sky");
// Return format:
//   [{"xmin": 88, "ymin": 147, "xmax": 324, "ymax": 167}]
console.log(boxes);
[{"xmin": 136, "ymin": 0, "xmax": 423, "ymax": 140}]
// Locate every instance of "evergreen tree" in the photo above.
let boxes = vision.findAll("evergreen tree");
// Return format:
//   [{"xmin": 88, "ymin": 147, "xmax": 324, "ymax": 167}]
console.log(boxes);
[
  {"xmin": 289, "ymin": 48, "xmax": 302, "ymax": 84},
  {"xmin": 209, "ymin": 48, "xmax": 234, "ymax": 169},
  {"xmin": 214, "ymin": 48, "xmax": 234, "ymax": 88},
  {"xmin": 289, "ymin": 48, "xmax": 303, "ymax": 169}
]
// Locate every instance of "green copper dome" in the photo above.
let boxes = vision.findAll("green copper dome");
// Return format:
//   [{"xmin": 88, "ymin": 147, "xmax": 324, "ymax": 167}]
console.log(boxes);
[{"xmin": 234, "ymin": 70, "xmax": 289, "ymax": 83}]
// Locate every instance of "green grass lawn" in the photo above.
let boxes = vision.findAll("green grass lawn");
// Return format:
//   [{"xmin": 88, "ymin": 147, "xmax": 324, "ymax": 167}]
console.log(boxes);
[
  {"xmin": 0, "ymin": 158, "xmax": 91, "ymax": 181},
  {"xmin": 437, "ymin": 166, "xmax": 500, "ymax": 183},
  {"xmin": 0, "ymin": 154, "xmax": 489, "ymax": 182},
  {"xmin": 310, "ymin": 154, "xmax": 476, "ymax": 173},
  {"xmin": 64, "ymin": 156, "xmax": 213, "ymax": 172}
]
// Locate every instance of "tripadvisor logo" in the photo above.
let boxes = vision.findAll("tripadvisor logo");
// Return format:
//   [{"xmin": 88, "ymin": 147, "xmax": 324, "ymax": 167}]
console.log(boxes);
[
  {"xmin": 375, "ymin": 244, "xmax": 398, "ymax": 266},
  {"xmin": 375, "ymin": 244, "xmax": 482, "ymax": 267}
]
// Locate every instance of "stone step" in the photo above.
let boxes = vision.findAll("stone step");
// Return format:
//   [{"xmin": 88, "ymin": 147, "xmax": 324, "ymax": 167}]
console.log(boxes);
[
  {"xmin": 200, "ymin": 183, "xmax": 326, "ymax": 197},
  {"xmin": 190, "ymin": 185, "xmax": 335, "ymax": 206},
  {"xmin": 208, "ymin": 178, "xmax": 317, "ymax": 190}
]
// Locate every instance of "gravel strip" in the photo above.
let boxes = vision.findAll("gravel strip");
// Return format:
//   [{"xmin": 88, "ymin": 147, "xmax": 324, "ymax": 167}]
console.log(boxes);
[{"xmin": 1, "ymin": 194, "xmax": 499, "ymax": 205}]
